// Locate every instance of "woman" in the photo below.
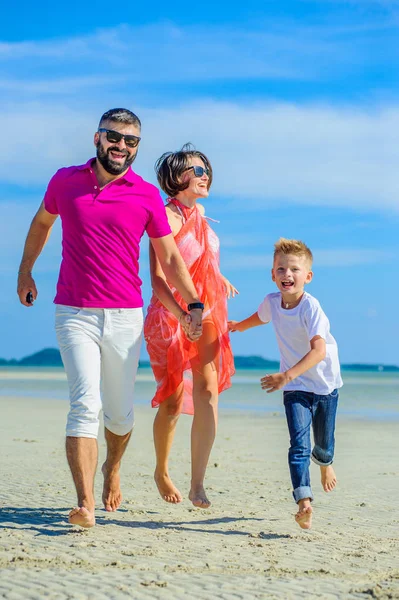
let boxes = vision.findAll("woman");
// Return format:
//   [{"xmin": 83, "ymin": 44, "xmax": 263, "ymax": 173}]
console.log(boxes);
[{"xmin": 144, "ymin": 144, "xmax": 237, "ymax": 508}]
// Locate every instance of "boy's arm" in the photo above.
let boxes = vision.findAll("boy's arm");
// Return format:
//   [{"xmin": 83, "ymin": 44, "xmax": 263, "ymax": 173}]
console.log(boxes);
[
  {"xmin": 228, "ymin": 312, "xmax": 266, "ymax": 332},
  {"xmin": 261, "ymin": 336, "xmax": 326, "ymax": 393}
]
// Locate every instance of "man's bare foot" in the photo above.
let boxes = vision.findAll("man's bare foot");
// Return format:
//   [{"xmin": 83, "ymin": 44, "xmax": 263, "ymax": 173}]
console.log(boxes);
[
  {"xmin": 102, "ymin": 463, "xmax": 122, "ymax": 512},
  {"xmin": 189, "ymin": 485, "xmax": 211, "ymax": 509},
  {"xmin": 69, "ymin": 507, "xmax": 95, "ymax": 528},
  {"xmin": 154, "ymin": 471, "xmax": 182, "ymax": 503},
  {"xmin": 320, "ymin": 465, "xmax": 337, "ymax": 492},
  {"xmin": 295, "ymin": 500, "xmax": 312, "ymax": 530}
]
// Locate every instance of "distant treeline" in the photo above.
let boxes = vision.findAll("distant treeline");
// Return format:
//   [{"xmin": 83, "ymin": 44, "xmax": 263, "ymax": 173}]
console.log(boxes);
[{"xmin": 0, "ymin": 348, "xmax": 398, "ymax": 372}]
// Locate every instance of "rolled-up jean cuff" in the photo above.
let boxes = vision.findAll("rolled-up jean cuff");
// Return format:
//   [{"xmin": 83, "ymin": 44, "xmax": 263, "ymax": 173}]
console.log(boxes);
[
  {"xmin": 311, "ymin": 453, "xmax": 333, "ymax": 467},
  {"xmin": 293, "ymin": 486, "xmax": 313, "ymax": 503}
]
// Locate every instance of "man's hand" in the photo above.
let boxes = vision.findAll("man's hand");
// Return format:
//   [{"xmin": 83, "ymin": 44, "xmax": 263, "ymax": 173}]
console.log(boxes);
[
  {"xmin": 17, "ymin": 273, "xmax": 37, "ymax": 307},
  {"xmin": 260, "ymin": 372, "xmax": 289, "ymax": 393},
  {"xmin": 188, "ymin": 308, "xmax": 203, "ymax": 340}
]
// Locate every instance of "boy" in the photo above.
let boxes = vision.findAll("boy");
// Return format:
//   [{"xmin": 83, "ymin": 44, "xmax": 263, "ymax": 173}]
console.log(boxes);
[{"xmin": 228, "ymin": 238, "xmax": 342, "ymax": 529}]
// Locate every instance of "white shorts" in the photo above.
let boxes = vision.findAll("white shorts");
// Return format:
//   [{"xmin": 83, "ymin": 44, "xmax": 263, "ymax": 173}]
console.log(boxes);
[{"xmin": 55, "ymin": 305, "xmax": 143, "ymax": 438}]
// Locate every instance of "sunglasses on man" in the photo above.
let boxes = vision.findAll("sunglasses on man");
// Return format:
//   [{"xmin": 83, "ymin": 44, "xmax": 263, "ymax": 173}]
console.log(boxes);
[
  {"xmin": 98, "ymin": 128, "xmax": 141, "ymax": 148},
  {"xmin": 183, "ymin": 166, "xmax": 210, "ymax": 177}
]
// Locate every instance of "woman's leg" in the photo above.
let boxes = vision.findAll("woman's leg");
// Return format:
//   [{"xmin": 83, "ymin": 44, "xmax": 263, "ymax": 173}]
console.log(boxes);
[
  {"xmin": 153, "ymin": 383, "xmax": 184, "ymax": 503},
  {"xmin": 189, "ymin": 321, "xmax": 220, "ymax": 508}
]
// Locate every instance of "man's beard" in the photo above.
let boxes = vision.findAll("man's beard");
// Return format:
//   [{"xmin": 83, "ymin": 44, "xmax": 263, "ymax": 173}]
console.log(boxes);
[{"xmin": 96, "ymin": 141, "xmax": 137, "ymax": 175}]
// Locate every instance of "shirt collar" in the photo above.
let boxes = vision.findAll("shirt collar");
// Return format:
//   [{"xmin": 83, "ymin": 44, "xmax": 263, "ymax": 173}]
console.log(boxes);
[{"xmin": 78, "ymin": 158, "xmax": 138, "ymax": 186}]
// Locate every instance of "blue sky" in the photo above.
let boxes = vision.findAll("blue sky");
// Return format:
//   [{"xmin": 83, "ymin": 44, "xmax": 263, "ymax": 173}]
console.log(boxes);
[{"xmin": 1, "ymin": 0, "xmax": 398, "ymax": 365}]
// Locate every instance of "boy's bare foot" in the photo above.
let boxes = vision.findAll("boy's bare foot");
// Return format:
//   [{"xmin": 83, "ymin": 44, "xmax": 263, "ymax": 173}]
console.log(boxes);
[
  {"xmin": 69, "ymin": 507, "xmax": 95, "ymax": 528},
  {"xmin": 154, "ymin": 471, "xmax": 182, "ymax": 503},
  {"xmin": 189, "ymin": 485, "xmax": 211, "ymax": 509},
  {"xmin": 295, "ymin": 499, "xmax": 312, "ymax": 530},
  {"xmin": 102, "ymin": 463, "xmax": 122, "ymax": 512},
  {"xmin": 320, "ymin": 465, "xmax": 337, "ymax": 492}
]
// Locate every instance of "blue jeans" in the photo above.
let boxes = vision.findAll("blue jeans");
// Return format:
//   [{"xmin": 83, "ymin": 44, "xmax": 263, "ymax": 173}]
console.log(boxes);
[{"xmin": 283, "ymin": 389, "xmax": 339, "ymax": 503}]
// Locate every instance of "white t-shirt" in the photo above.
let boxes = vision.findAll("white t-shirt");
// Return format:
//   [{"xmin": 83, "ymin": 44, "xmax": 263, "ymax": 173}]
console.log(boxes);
[{"xmin": 257, "ymin": 292, "xmax": 343, "ymax": 395}]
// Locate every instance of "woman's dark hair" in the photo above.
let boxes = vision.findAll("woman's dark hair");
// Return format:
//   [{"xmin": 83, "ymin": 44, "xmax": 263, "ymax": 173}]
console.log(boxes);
[{"xmin": 155, "ymin": 143, "xmax": 213, "ymax": 197}]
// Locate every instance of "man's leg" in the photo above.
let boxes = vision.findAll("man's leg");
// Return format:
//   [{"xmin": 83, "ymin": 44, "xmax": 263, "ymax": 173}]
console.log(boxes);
[
  {"xmin": 101, "ymin": 428, "xmax": 132, "ymax": 512},
  {"xmin": 56, "ymin": 306, "xmax": 103, "ymax": 528},
  {"xmin": 312, "ymin": 389, "xmax": 339, "ymax": 492},
  {"xmin": 101, "ymin": 308, "xmax": 143, "ymax": 511},
  {"xmin": 66, "ymin": 438, "xmax": 98, "ymax": 528},
  {"xmin": 284, "ymin": 391, "xmax": 314, "ymax": 529}
]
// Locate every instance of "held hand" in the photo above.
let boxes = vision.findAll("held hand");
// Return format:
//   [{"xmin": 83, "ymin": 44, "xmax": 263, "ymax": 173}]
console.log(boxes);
[
  {"xmin": 17, "ymin": 273, "xmax": 37, "ymax": 307},
  {"xmin": 260, "ymin": 372, "xmax": 289, "ymax": 393},
  {"xmin": 221, "ymin": 275, "xmax": 239, "ymax": 299},
  {"xmin": 187, "ymin": 308, "xmax": 203, "ymax": 341},
  {"xmin": 227, "ymin": 320, "xmax": 240, "ymax": 332},
  {"xmin": 178, "ymin": 311, "xmax": 192, "ymax": 338}
]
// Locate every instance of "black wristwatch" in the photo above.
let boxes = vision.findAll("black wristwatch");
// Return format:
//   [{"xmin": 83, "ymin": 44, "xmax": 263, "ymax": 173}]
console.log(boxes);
[{"xmin": 187, "ymin": 302, "xmax": 204, "ymax": 311}]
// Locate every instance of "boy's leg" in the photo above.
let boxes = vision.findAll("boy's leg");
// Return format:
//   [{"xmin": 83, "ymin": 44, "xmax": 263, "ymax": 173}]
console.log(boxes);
[
  {"xmin": 284, "ymin": 391, "xmax": 314, "ymax": 529},
  {"xmin": 311, "ymin": 389, "xmax": 339, "ymax": 492}
]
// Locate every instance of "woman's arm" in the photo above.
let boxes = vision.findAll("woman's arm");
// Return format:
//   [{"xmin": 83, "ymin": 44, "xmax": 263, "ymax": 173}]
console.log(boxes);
[{"xmin": 220, "ymin": 274, "xmax": 239, "ymax": 298}]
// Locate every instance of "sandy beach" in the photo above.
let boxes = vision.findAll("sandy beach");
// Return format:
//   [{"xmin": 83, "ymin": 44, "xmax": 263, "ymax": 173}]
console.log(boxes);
[{"xmin": 0, "ymin": 392, "xmax": 398, "ymax": 599}]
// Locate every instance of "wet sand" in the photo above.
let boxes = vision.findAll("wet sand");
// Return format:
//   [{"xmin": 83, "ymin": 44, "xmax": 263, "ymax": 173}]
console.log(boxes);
[{"xmin": 0, "ymin": 394, "xmax": 398, "ymax": 599}]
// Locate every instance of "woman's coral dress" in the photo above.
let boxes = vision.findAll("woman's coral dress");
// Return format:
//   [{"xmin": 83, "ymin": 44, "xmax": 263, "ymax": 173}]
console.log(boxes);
[{"xmin": 144, "ymin": 199, "xmax": 235, "ymax": 414}]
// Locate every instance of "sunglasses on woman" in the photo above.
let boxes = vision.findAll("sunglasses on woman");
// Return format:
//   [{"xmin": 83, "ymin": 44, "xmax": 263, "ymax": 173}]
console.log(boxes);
[
  {"xmin": 184, "ymin": 166, "xmax": 210, "ymax": 177},
  {"xmin": 98, "ymin": 128, "xmax": 141, "ymax": 148}
]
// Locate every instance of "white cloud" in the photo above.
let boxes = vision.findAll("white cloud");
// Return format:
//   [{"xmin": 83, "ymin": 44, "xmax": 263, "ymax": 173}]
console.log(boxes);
[
  {"xmin": 1, "ymin": 100, "xmax": 398, "ymax": 212},
  {"xmin": 219, "ymin": 233, "xmax": 271, "ymax": 248},
  {"xmin": 0, "ymin": 19, "xmax": 392, "ymax": 85},
  {"xmin": 222, "ymin": 248, "xmax": 393, "ymax": 270},
  {"xmin": 0, "ymin": 75, "xmax": 127, "ymax": 94},
  {"xmin": 313, "ymin": 248, "xmax": 393, "ymax": 266},
  {"xmin": 0, "ymin": 24, "xmax": 316, "ymax": 80}
]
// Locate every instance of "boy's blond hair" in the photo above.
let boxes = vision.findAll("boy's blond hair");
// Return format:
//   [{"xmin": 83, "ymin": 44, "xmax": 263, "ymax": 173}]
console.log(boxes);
[{"xmin": 273, "ymin": 238, "xmax": 313, "ymax": 267}]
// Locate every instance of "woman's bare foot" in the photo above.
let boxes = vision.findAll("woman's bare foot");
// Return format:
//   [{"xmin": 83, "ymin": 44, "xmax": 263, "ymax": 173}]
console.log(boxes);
[
  {"xmin": 102, "ymin": 463, "xmax": 122, "ymax": 512},
  {"xmin": 154, "ymin": 471, "xmax": 182, "ymax": 503},
  {"xmin": 189, "ymin": 485, "xmax": 211, "ymax": 509},
  {"xmin": 69, "ymin": 507, "xmax": 95, "ymax": 528},
  {"xmin": 295, "ymin": 499, "xmax": 312, "ymax": 530},
  {"xmin": 320, "ymin": 465, "xmax": 337, "ymax": 492}
]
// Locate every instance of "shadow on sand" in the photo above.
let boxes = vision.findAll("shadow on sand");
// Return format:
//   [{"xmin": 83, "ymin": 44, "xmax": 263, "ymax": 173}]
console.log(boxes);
[{"xmin": 0, "ymin": 506, "xmax": 290, "ymax": 539}]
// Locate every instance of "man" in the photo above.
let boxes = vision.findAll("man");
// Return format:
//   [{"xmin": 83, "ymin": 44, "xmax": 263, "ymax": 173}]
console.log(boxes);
[{"xmin": 17, "ymin": 108, "xmax": 204, "ymax": 528}]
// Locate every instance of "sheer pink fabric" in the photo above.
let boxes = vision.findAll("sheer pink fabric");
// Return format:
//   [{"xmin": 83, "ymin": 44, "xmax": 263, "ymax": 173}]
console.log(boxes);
[{"xmin": 144, "ymin": 199, "xmax": 235, "ymax": 414}]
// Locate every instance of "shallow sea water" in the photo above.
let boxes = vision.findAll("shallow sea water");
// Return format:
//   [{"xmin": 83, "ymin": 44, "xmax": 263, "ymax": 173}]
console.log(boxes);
[{"xmin": 0, "ymin": 367, "xmax": 397, "ymax": 421}]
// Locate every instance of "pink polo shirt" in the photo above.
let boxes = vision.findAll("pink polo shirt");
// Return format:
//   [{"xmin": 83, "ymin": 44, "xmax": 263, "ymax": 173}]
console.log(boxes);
[{"xmin": 44, "ymin": 158, "xmax": 171, "ymax": 308}]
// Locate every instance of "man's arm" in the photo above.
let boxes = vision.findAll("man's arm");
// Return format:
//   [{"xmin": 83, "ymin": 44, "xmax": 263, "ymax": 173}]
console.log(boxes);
[
  {"xmin": 261, "ymin": 336, "xmax": 326, "ymax": 393},
  {"xmin": 149, "ymin": 234, "xmax": 203, "ymax": 337},
  {"xmin": 148, "ymin": 241, "xmax": 194, "ymax": 338},
  {"xmin": 17, "ymin": 202, "xmax": 58, "ymax": 306}
]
